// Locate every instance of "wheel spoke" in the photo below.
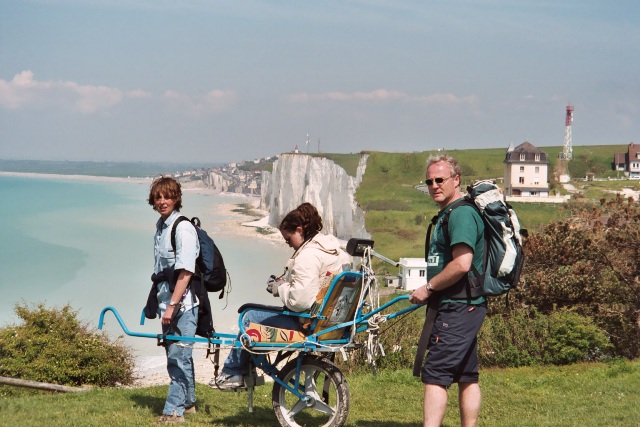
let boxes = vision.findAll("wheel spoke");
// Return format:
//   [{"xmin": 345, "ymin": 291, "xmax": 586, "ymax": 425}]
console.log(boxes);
[
  {"xmin": 302, "ymin": 371, "xmax": 336, "ymax": 415},
  {"xmin": 273, "ymin": 356, "xmax": 349, "ymax": 427},
  {"xmin": 287, "ymin": 399, "xmax": 308, "ymax": 417}
]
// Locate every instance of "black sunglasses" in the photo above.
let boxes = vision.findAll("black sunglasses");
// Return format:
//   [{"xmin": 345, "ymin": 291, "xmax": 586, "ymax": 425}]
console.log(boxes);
[{"xmin": 425, "ymin": 176, "xmax": 451, "ymax": 186}]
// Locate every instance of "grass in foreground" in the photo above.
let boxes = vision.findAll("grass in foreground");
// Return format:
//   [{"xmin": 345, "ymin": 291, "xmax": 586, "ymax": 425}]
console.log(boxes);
[{"xmin": 1, "ymin": 360, "xmax": 638, "ymax": 426}]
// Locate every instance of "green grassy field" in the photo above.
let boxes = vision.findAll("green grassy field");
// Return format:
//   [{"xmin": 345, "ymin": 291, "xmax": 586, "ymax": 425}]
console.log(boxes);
[{"xmin": 1, "ymin": 360, "xmax": 637, "ymax": 426}]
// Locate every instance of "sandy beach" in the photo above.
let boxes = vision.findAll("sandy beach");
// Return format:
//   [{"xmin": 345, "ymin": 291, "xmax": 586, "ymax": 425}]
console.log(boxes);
[
  {"xmin": 0, "ymin": 170, "xmax": 153, "ymax": 184},
  {"xmin": 132, "ymin": 347, "xmax": 234, "ymax": 388}
]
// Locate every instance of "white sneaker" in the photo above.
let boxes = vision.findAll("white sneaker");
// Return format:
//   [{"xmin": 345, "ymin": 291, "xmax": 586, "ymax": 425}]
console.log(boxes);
[{"xmin": 209, "ymin": 373, "xmax": 245, "ymax": 390}]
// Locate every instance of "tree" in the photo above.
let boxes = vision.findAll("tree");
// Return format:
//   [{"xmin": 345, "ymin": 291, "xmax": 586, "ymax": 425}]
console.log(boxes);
[{"xmin": 514, "ymin": 196, "xmax": 640, "ymax": 359}]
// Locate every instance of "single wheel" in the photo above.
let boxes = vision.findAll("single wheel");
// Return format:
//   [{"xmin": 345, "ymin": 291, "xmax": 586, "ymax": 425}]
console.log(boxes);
[{"xmin": 272, "ymin": 356, "xmax": 350, "ymax": 427}]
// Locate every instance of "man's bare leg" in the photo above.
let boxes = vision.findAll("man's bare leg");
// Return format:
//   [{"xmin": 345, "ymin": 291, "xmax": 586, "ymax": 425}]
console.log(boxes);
[
  {"xmin": 424, "ymin": 384, "xmax": 448, "ymax": 427},
  {"xmin": 458, "ymin": 382, "xmax": 481, "ymax": 427}
]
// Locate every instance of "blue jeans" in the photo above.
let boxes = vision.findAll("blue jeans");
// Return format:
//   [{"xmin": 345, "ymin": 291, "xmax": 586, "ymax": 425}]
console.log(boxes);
[
  {"xmin": 162, "ymin": 306, "xmax": 198, "ymax": 416},
  {"xmin": 221, "ymin": 309, "xmax": 305, "ymax": 376}
]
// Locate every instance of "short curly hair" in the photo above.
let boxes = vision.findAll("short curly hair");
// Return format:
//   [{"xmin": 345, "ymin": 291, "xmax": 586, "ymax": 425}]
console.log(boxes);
[
  {"xmin": 426, "ymin": 154, "xmax": 462, "ymax": 177},
  {"xmin": 147, "ymin": 176, "xmax": 183, "ymax": 212}
]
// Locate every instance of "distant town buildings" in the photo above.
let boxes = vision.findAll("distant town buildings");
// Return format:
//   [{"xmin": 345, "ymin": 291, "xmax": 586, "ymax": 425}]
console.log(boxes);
[
  {"xmin": 613, "ymin": 143, "xmax": 640, "ymax": 179},
  {"xmin": 171, "ymin": 155, "xmax": 278, "ymax": 195},
  {"xmin": 504, "ymin": 141, "xmax": 550, "ymax": 197}
]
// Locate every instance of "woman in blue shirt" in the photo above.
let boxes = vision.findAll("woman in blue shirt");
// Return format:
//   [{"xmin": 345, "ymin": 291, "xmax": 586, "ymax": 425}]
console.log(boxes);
[{"xmin": 148, "ymin": 177, "xmax": 200, "ymax": 423}]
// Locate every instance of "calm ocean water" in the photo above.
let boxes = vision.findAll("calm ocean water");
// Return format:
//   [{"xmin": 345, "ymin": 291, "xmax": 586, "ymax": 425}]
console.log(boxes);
[{"xmin": 0, "ymin": 175, "xmax": 291, "ymax": 358}]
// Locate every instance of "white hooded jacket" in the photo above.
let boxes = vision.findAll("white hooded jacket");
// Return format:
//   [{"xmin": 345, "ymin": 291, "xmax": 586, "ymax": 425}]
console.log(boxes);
[{"xmin": 275, "ymin": 233, "xmax": 352, "ymax": 312}]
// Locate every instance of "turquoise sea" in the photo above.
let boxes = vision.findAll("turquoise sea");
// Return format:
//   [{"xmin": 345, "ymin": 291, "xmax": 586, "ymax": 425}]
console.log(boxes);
[{"xmin": 0, "ymin": 174, "xmax": 291, "ymax": 359}]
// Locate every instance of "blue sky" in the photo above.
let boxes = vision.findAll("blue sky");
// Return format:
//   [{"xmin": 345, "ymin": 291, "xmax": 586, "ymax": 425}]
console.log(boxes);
[{"xmin": 1, "ymin": 0, "xmax": 639, "ymax": 163}]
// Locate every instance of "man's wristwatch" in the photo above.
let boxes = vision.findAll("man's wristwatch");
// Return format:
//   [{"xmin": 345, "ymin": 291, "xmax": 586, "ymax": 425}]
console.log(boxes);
[
  {"xmin": 426, "ymin": 282, "xmax": 434, "ymax": 292},
  {"xmin": 169, "ymin": 301, "xmax": 179, "ymax": 307}
]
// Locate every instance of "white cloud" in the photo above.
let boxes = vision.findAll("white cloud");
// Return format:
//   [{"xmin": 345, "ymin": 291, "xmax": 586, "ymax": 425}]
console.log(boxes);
[
  {"xmin": 0, "ymin": 70, "xmax": 151, "ymax": 113},
  {"xmin": 163, "ymin": 89, "xmax": 237, "ymax": 117},
  {"xmin": 287, "ymin": 89, "xmax": 478, "ymax": 105}
]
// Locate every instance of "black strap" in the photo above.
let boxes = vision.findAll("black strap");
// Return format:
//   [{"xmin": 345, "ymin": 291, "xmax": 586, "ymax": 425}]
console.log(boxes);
[
  {"xmin": 170, "ymin": 215, "xmax": 192, "ymax": 253},
  {"xmin": 206, "ymin": 338, "xmax": 221, "ymax": 378},
  {"xmin": 413, "ymin": 302, "xmax": 438, "ymax": 377}
]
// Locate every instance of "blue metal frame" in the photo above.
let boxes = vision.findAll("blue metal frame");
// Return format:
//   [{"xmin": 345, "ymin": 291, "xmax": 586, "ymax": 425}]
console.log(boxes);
[{"xmin": 97, "ymin": 271, "xmax": 422, "ymax": 402}]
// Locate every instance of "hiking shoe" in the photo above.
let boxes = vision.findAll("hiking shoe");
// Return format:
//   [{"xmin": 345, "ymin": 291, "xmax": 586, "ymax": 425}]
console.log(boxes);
[
  {"xmin": 156, "ymin": 413, "xmax": 185, "ymax": 424},
  {"xmin": 184, "ymin": 405, "xmax": 196, "ymax": 414},
  {"xmin": 209, "ymin": 373, "xmax": 245, "ymax": 390}
]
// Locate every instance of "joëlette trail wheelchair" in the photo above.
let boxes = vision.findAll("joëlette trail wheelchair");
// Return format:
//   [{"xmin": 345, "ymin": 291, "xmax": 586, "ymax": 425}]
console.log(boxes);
[{"xmin": 99, "ymin": 238, "xmax": 422, "ymax": 427}]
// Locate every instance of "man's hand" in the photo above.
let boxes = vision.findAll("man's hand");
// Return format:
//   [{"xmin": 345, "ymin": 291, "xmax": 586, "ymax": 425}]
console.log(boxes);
[{"xmin": 409, "ymin": 284, "xmax": 431, "ymax": 305}]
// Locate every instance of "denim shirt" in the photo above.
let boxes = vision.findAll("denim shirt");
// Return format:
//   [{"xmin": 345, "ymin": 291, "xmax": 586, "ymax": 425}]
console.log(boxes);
[{"xmin": 154, "ymin": 210, "xmax": 200, "ymax": 315}]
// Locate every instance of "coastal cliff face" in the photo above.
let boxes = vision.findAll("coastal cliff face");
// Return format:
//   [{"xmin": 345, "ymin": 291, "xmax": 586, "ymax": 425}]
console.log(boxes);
[
  {"xmin": 207, "ymin": 171, "xmax": 233, "ymax": 192},
  {"xmin": 260, "ymin": 153, "xmax": 370, "ymax": 240}
]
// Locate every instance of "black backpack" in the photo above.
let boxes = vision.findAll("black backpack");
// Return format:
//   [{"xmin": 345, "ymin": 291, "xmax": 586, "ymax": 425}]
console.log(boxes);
[{"xmin": 171, "ymin": 216, "xmax": 228, "ymax": 299}]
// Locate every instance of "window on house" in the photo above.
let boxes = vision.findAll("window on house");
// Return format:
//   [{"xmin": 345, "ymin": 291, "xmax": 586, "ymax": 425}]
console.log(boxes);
[
  {"xmin": 519, "ymin": 177, "xmax": 525, "ymax": 184},
  {"xmin": 519, "ymin": 154, "xmax": 526, "ymax": 161},
  {"xmin": 419, "ymin": 270, "xmax": 425, "ymax": 277},
  {"xmin": 535, "ymin": 154, "xmax": 540, "ymax": 161},
  {"xmin": 534, "ymin": 178, "xmax": 539, "ymax": 185},
  {"xmin": 520, "ymin": 166, "xmax": 525, "ymax": 172},
  {"xmin": 535, "ymin": 166, "xmax": 539, "ymax": 173}
]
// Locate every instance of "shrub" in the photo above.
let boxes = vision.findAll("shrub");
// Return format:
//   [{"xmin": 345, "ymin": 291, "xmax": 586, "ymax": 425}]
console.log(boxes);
[
  {"xmin": 0, "ymin": 303, "xmax": 134, "ymax": 387},
  {"xmin": 478, "ymin": 307, "xmax": 612, "ymax": 367},
  {"xmin": 544, "ymin": 309, "xmax": 612, "ymax": 365},
  {"xmin": 517, "ymin": 196, "xmax": 640, "ymax": 359},
  {"xmin": 479, "ymin": 308, "xmax": 546, "ymax": 367}
]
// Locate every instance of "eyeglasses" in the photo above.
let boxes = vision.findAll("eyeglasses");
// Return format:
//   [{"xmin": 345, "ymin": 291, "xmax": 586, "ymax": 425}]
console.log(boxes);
[{"xmin": 425, "ymin": 176, "xmax": 452, "ymax": 186}]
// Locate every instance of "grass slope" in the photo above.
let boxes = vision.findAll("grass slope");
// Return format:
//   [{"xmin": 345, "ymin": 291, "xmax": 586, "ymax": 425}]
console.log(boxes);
[{"xmin": 1, "ymin": 361, "xmax": 637, "ymax": 426}]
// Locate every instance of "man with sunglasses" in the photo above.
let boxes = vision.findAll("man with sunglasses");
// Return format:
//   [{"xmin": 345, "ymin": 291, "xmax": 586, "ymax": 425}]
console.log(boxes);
[{"xmin": 410, "ymin": 154, "xmax": 486, "ymax": 427}]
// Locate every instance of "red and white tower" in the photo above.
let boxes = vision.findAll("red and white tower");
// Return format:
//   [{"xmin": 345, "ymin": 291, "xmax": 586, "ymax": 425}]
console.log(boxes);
[
  {"xmin": 556, "ymin": 104, "xmax": 574, "ymax": 182},
  {"xmin": 560, "ymin": 104, "xmax": 574, "ymax": 161}
]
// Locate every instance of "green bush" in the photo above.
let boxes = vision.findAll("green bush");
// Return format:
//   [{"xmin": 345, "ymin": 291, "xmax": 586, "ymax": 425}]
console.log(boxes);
[
  {"xmin": 544, "ymin": 309, "xmax": 612, "ymax": 365},
  {"xmin": 518, "ymin": 197, "xmax": 640, "ymax": 359},
  {"xmin": 479, "ymin": 308, "xmax": 547, "ymax": 367},
  {"xmin": 478, "ymin": 307, "xmax": 612, "ymax": 367},
  {"xmin": 0, "ymin": 303, "xmax": 134, "ymax": 387},
  {"xmin": 339, "ymin": 294, "xmax": 612, "ymax": 373}
]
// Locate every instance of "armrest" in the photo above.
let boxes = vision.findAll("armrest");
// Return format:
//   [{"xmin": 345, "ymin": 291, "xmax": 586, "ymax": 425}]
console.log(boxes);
[{"xmin": 237, "ymin": 303, "xmax": 286, "ymax": 313}]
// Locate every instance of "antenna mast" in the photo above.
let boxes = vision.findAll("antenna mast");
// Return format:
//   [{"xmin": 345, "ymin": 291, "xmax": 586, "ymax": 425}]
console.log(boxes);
[
  {"xmin": 560, "ymin": 105, "xmax": 574, "ymax": 161},
  {"xmin": 556, "ymin": 104, "xmax": 574, "ymax": 182}
]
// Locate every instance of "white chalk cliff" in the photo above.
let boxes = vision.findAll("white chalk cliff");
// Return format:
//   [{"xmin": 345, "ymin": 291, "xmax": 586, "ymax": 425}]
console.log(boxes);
[{"xmin": 260, "ymin": 153, "xmax": 370, "ymax": 240}]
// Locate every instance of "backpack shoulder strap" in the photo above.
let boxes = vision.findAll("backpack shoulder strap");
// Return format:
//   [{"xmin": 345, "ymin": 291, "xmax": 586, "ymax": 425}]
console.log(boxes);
[
  {"xmin": 425, "ymin": 197, "xmax": 471, "ymax": 260},
  {"xmin": 170, "ymin": 215, "xmax": 192, "ymax": 253},
  {"xmin": 431, "ymin": 198, "xmax": 475, "ymax": 245}
]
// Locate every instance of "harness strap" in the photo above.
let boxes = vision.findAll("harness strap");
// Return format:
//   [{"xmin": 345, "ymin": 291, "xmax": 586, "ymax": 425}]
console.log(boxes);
[{"xmin": 413, "ymin": 303, "xmax": 438, "ymax": 377}]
